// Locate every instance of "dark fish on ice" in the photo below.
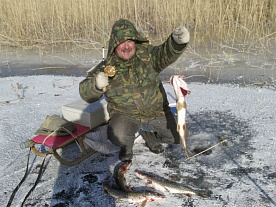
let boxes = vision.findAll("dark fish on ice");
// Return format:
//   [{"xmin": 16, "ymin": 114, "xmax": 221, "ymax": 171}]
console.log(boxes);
[
  {"xmin": 114, "ymin": 160, "xmax": 132, "ymax": 191},
  {"xmin": 136, "ymin": 171, "xmax": 211, "ymax": 198},
  {"xmin": 103, "ymin": 181, "xmax": 165, "ymax": 206}
]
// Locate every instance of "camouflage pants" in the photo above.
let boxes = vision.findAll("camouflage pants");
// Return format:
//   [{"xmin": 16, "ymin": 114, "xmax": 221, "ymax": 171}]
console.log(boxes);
[{"xmin": 107, "ymin": 111, "xmax": 180, "ymax": 153}]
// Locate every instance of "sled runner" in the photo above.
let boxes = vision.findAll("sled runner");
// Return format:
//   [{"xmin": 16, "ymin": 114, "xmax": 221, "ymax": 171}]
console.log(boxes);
[{"xmin": 8, "ymin": 122, "xmax": 108, "ymax": 207}]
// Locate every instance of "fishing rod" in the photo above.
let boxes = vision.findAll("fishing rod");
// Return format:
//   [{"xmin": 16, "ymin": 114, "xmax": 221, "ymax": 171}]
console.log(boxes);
[{"xmin": 101, "ymin": 8, "xmax": 116, "ymax": 78}]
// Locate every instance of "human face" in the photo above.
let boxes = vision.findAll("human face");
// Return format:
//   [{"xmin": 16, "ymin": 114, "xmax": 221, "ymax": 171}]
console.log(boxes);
[{"xmin": 115, "ymin": 40, "xmax": 136, "ymax": 60}]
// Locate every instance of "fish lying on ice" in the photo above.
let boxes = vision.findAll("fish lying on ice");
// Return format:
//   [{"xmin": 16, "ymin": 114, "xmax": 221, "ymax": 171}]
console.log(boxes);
[
  {"xmin": 170, "ymin": 75, "xmax": 191, "ymax": 158},
  {"xmin": 113, "ymin": 160, "xmax": 132, "ymax": 191},
  {"xmin": 136, "ymin": 171, "xmax": 211, "ymax": 199},
  {"xmin": 103, "ymin": 181, "xmax": 165, "ymax": 206},
  {"xmin": 104, "ymin": 161, "xmax": 165, "ymax": 206}
]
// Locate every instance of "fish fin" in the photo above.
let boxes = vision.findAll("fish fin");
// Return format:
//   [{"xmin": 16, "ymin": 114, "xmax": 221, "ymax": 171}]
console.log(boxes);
[
  {"xmin": 183, "ymin": 124, "xmax": 186, "ymax": 132},
  {"xmin": 185, "ymin": 193, "xmax": 192, "ymax": 198},
  {"xmin": 177, "ymin": 100, "xmax": 187, "ymax": 109},
  {"xmin": 141, "ymin": 199, "xmax": 148, "ymax": 207},
  {"xmin": 184, "ymin": 101, "xmax": 187, "ymax": 109}
]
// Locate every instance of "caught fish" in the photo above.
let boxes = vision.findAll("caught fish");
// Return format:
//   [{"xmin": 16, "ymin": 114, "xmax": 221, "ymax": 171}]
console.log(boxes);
[
  {"xmin": 114, "ymin": 160, "xmax": 132, "ymax": 191},
  {"xmin": 136, "ymin": 171, "xmax": 210, "ymax": 198},
  {"xmin": 103, "ymin": 181, "xmax": 165, "ymax": 206},
  {"xmin": 170, "ymin": 75, "xmax": 191, "ymax": 158}
]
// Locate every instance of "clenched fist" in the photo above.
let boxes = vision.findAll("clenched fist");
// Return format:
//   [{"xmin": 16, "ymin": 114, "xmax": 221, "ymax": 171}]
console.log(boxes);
[
  {"xmin": 95, "ymin": 72, "xmax": 109, "ymax": 90},
  {"xmin": 172, "ymin": 26, "xmax": 190, "ymax": 44}
]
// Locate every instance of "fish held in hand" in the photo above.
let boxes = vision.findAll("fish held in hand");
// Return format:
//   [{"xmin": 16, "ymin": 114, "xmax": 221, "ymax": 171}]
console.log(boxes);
[
  {"xmin": 114, "ymin": 160, "xmax": 132, "ymax": 191},
  {"xmin": 170, "ymin": 75, "xmax": 191, "ymax": 158}
]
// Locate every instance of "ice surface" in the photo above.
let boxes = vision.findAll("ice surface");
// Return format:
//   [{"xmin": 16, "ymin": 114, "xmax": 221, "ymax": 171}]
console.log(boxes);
[{"xmin": 1, "ymin": 76, "xmax": 275, "ymax": 207}]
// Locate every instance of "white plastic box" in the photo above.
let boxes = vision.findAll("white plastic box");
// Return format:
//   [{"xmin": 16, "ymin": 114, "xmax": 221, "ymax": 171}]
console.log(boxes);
[{"xmin": 62, "ymin": 98, "xmax": 110, "ymax": 128}]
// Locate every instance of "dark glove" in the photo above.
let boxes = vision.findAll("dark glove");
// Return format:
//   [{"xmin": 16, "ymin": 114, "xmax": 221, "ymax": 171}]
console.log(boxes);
[{"xmin": 141, "ymin": 131, "xmax": 164, "ymax": 154}]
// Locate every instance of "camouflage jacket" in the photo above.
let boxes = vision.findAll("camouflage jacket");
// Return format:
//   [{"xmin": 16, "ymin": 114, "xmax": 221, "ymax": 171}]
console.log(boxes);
[{"xmin": 79, "ymin": 19, "xmax": 187, "ymax": 122}]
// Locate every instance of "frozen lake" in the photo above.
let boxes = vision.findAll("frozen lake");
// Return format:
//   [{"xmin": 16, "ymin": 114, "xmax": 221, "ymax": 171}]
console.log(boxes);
[
  {"xmin": 1, "ymin": 75, "xmax": 275, "ymax": 206},
  {"xmin": 1, "ymin": 43, "xmax": 275, "ymax": 86}
]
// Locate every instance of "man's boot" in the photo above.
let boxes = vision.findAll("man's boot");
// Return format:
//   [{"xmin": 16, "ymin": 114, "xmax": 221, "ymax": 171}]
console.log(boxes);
[
  {"xmin": 141, "ymin": 131, "xmax": 164, "ymax": 154},
  {"xmin": 119, "ymin": 147, "xmax": 133, "ymax": 161}
]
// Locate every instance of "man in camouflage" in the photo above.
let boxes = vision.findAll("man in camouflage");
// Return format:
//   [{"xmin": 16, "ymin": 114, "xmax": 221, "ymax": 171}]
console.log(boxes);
[{"xmin": 79, "ymin": 19, "xmax": 189, "ymax": 161}]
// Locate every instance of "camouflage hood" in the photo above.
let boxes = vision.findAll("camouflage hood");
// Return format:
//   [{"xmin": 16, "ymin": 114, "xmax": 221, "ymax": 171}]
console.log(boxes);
[{"xmin": 106, "ymin": 19, "xmax": 148, "ymax": 60}]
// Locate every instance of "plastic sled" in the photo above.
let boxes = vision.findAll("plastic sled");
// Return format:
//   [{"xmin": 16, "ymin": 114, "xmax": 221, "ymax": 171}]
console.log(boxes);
[{"xmin": 28, "ymin": 123, "xmax": 106, "ymax": 166}]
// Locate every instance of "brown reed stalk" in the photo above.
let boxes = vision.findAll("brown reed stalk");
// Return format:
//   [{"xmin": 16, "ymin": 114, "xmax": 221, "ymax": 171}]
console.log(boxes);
[{"xmin": 0, "ymin": 0, "xmax": 275, "ymax": 50}]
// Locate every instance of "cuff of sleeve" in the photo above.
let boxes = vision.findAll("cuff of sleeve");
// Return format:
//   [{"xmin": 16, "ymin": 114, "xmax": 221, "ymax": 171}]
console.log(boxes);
[
  {"xmin": 171, "ymin": 35, "xmax": 187, "ymax": 51},
  {"xmin": 95, "ymin": 85, "xmax": 104, "ymax": 92}
]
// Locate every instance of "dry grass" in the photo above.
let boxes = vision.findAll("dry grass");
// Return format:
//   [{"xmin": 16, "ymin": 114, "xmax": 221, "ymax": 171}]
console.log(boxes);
[{"xmin": 0, "ymin": 0, "xmax": 275, "ymax": 50}]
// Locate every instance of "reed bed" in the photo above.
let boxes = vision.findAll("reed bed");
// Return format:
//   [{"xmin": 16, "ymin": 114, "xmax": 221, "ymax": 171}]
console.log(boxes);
[{"xmin": 0, "ymin": 0, "xmax": 275, "ymax": 50}]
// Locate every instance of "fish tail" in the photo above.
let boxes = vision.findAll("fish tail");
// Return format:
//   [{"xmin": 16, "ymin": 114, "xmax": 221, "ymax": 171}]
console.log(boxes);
[
  {"xmin": 180, "ymin": 135, "xmax": 190, "ymax": 158},
  {"xmin": 196, "ymin": 189, "xmax": 212, "ymax": 199},
  {"xmin": 180, "ymin": 135, "xmax": 186, "ymax": 148},
  {"xmin": 176, "ymin": 101, "xmax": 186, "ymax": 110}
]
